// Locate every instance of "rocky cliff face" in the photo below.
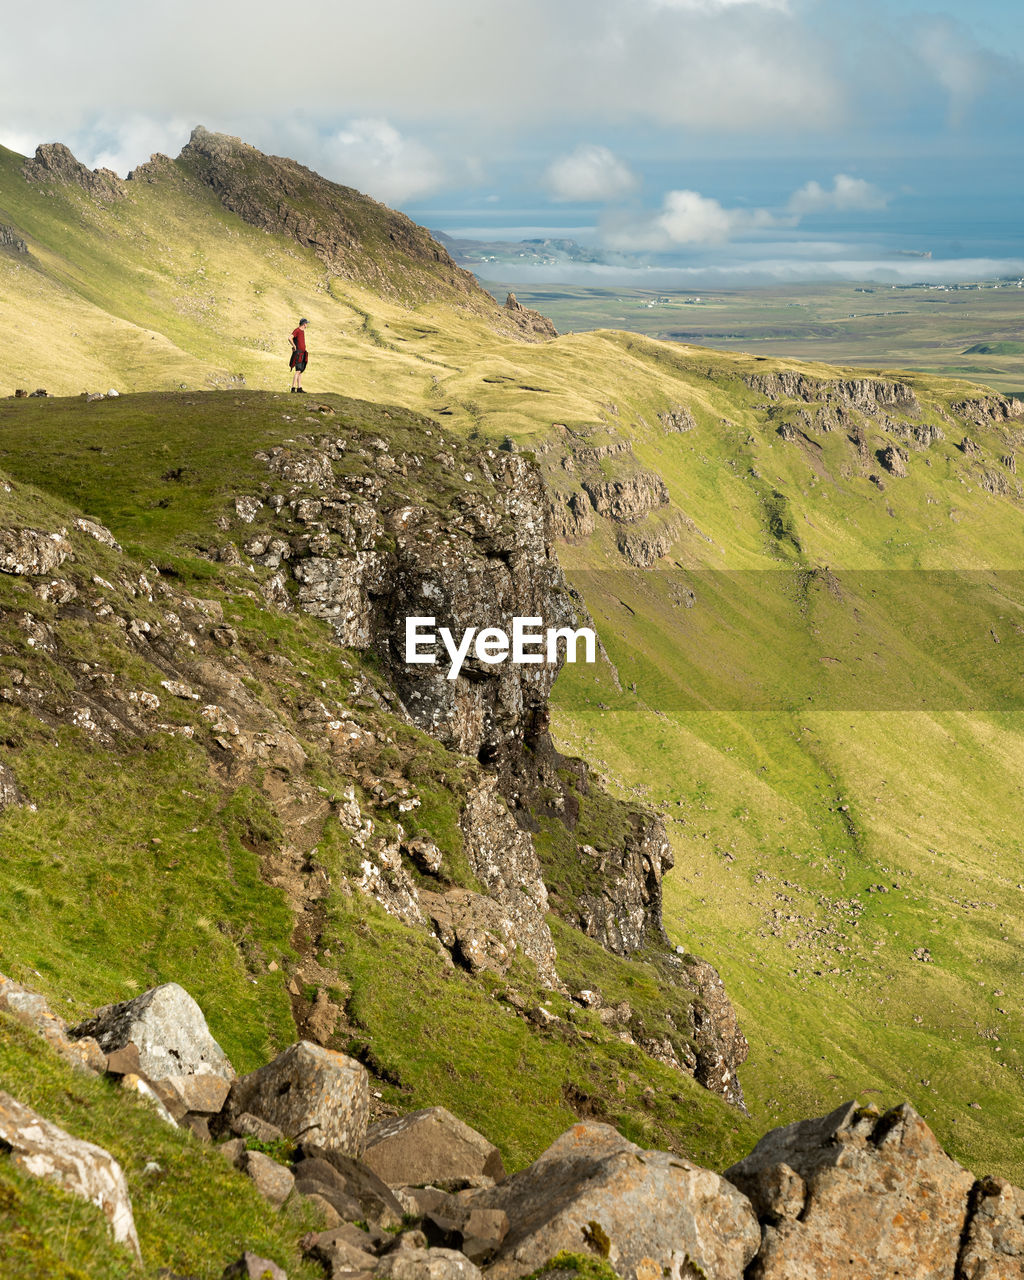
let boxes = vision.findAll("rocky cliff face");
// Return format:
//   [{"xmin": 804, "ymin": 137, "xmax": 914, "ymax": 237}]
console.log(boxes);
[
  {"xmin": 746, "ymin": 371, "xmax": 922, "ymax": 415},
  {"xmin": 22, "ymin": 143, "xmax": 125, "ymax": 201},
  {"xmin": 0, "ymin": 398, "xmax": 748, "ymax": 1108},
  {"xmin": 172, "ymin": 127, "xmax": 475, "ymax": 306},
  {"xmin": 0, "ymin": 223, "xmax": 28, "ymax": 253}
]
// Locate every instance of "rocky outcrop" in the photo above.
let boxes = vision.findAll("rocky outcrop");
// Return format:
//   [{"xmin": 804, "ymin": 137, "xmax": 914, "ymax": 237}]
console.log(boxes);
[
  {"xmin": 69, "ymin": 982, "xmax": 235, "ymax": 1082},
  {"xmin": 22, "ymin": 143, "xmax": 125, "ymax": 200},
  {"xmin": 224, "ymin": 1041, "xmax": 369, "ymax": 1154},
  {"xmin": 548, "ymin": 490, "xmax": 595, "ymax": 542},
  {"xmin": 420, "ymin": 888, "xmax": 518, "ymax": 977},
  {"xmin": 573, "ymin": 814, "xmax": 673, "ymax": 956},
  {"xmin": 725, "ymin": 1101, "xmax": 975, "ymax": 1279},
  {"xmin": 0, "ymin": 1091, "xmax": 140, "ymax": 1259},
  {"xmin": 0, "ymin": 762, "xmax": 24, "ymax": 810},
  {"xmin": 468, "ymin": 1120, "xmax": 760, "ymax": 1280},
  {"xmin": 581, "ymin": 473, "xmax": 669, "ymax": 523},
  {"xmin": 459, "ymin": 777, "xmax": 560, "ymax": 989},
  {"xmin": 0, "ymin": 223, "xmax": 28, "ymax": 253},
  {"xmin": 616, "ymin": 516, "xmax": 683, "ymax": 567},
  {"xmin": 659, "ymin": 405, "xmax": 697, "ymax": 432},
  {"xmin": 953, "ymin": 394, "xmax": 1024, "ymax": 425},
  {"xmin": 677, "ymin": 954, "xmax": 749, "ymax": 1108},
  {"xmin": 0, "ymin": 526, "xmax": 72, "ymax": 576},
  {"xmin": 878, "ymin": 443, "xmax": 908, "ymax": 477},
  {"xmin": 362, "ymin": 1106, "xmax": 506, "ymax": 1187},
  {"xmin": 504, "ymin": 293, "xmax": 557, "ymax": 340},
  {"xmin": 254, "ymin": 435, "xmax": 574, "ymax": 773},
  {"xmin": 747, "ymin": 372, "xmax": 921, "ymax": 416},
  {"xmin": 173, "ymin": 127, "xmax": 481, "ymax": 308}
]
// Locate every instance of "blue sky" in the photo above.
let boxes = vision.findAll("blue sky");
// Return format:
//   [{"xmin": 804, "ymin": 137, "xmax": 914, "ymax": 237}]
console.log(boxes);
[{"xmin": 2, "ymin": 0, "xmax": 1021, "ymax": 283}]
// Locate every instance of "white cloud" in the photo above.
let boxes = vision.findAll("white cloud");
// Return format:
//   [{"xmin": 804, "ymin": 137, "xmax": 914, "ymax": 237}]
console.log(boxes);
[
  {"xmin": 0, "ymin": 0, "xmax": 842, "ymax": 146},
  {"xmin": 0, "ymin": 129, "xmax": 40, "ymax": 158},
  {"xmin": 544, "ymin": 145, "xmax": 638, "ymax": 203},
  {"xmin": 322, "ymin": 119, "xmax": 443, "ymax": 205},
  {"xmin": 916, "ymin": 18, "xmax": 998, "ymax": 125},
  {"xmin": 788, "ymin": 173, "xmax": 888, "ymax": 215},
  {"xmin": 603, "ymin": 169, "xmax": 891, "ymax": 252},
  {"xmin": 605, "ymin": 189, "xmax": 782, "ymax": 250},
  {"xmin": 85, "ymin": 116, "xmax": 193, "ymax": 176},
  {"xmin": 644, "ymin": 0, "xmax": 790, "ymax": 9}
]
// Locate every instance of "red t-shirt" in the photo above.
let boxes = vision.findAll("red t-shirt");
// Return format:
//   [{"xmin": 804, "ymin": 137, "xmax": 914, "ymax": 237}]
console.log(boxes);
[{"xmin": 292, "ymin": 326, "xmax": 307, "ymax": 353}]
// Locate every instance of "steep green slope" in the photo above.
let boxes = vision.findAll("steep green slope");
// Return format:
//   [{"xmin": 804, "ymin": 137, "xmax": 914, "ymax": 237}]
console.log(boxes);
[{"xmin": 0, "ymin": 391, "xmax": 756, "ymax": 1275}]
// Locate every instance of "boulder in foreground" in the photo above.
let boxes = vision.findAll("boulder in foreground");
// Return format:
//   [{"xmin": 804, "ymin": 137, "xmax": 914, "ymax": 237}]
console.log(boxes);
[
  {"xmin": 468, "ymin": 1120, "xmax": 759, "ymax": 1280},
  {"xmin": 725, "ymin": 1101, "xmax": 975, "ymax": 1279},
  {"xmin": 70, "ymin": 982, "xmax": 235, "ymax": 1082},
  {"xmin": 363, "ymin": 1106, "xmax": 505, "ymax": 1187},
  {"xmin": 224, "ymin": 1040, "xmax": 369, "ymax": 1155},
  {"xmin": 0, "ymin": 1090, "xmax": 140, "ymax": 1260}
]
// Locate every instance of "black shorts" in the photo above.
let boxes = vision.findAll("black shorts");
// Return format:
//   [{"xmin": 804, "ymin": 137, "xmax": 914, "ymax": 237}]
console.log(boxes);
[{"xmin": 289, "ymin": 350, "xmax": 308, "ymax": 371}]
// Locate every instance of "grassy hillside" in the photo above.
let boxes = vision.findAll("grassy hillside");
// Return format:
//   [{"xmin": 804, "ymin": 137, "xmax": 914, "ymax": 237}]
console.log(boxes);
[{"xmin": 4, "ymin": 131, "xmax": 1024, "ymax": 1202}]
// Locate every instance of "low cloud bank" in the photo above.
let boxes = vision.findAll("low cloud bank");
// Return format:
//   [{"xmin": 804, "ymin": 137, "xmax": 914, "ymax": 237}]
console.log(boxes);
[{"xmin": 481, "ymin": 256, "xmax": 1024, "ymax": 288}]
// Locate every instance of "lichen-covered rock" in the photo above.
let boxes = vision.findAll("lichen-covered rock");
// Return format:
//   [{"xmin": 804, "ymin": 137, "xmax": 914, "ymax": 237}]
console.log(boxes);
[
  {"xmin": 69, "ymin": 982, "xmax": 235, "ymax": 1082},
  {"xmin": 459, "ymin": 778, "xmax": 559, "ymax": 989},
  {"xmin": 958, "ymin": 1176, "xmax": 1024, "ymax": 1278},
  {"xmin": 725, "ymin": 1101, "xmax": 975, "ymax": 1279},
  {"xmin": 73, "ymin": 516, "xmax": 121, "ymax": 551},
  {"xmin": 469, "ymin": 1121, "xmax": 759, "ymax": 1280},
  {"xmin": 375, "ymin": 1246, "xmax": 483, "ymax": 1280},
  {"xmin": 0, "ymin": 762, "xmax": 25, "ymax": 810},
  {"xmin": 675, "ymin": 954, "xmax": 749, "ymax": 1109},
  {"xmin": 581, "ymin": 473, "xmax": 669, "ymax": 523},
  {"xmin": 240, "ymin": 1149, "xmax": 295, "ymax": 1209},
  {"xmin": 362, "ymin": 1107, "xmax": 505, "ymax": 1188},
  {"xmin": 0, "ymin": 527, "xmax": 72, "ymax": 576},
  {"xmin": 0, "ymin": 1091, "xmax": 140, "ymax": 1259},
  {"xmin": 420, "ymin": 889, "xmax": 516, "ymax": 976},
  {"xmin": 225, "ymin": 1042, "xmax": 369, "ymax": 1155},
  {"xmin": 573, "ymin": 813, "xmax": 673, "ymax": 957}
]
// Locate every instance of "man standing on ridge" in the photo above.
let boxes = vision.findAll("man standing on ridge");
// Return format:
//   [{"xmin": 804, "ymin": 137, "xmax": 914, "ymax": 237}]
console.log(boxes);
[{"xmin": 289, "ymin": 318, "xmax": 309, "ymax": 393}]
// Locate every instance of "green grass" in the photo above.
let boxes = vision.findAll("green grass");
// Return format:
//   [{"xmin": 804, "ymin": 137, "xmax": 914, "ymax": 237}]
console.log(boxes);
[{"xmin": 0, "ymin": 1016, "xmax": 324, "ymax": 1279}]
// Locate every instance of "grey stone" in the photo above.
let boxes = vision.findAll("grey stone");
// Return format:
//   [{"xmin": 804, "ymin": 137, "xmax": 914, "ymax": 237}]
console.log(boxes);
[
  {"xmin": 230, "ymin": 1113, "xmax": 285, "ymax": 1144},
  {"xmin": 240, "ymin": 1150, "xmax": 295, "ymax": 1209},
  {"xmin": 225, "ymin": 1042, "xmax": 368, "ymax": 1155},
  {"xmin": 0, "ymin": 1090, "xmax": 140, "ymax": 1259},
  {"xmin": 374, "ymin": 1247, "xmax": 482, "ymax": 1280},
  {"xmin": 69, "ymin": 983, "xmax": 235, "ymax": 1083},
  {"xmin": 363, "ymin": 1107, "xmax": 505, "ymax": 1189},
  {"xmin": 469, "ymin": 1120, "xmax": 758, "ymax": 1280},
  {"xmin": 296, "ymin": 1149, "xmax": 404, "ymax": 1227},
  {"xmin": 222, "ymin": 1252, "xmax": 288, "ymax": 1280}
]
